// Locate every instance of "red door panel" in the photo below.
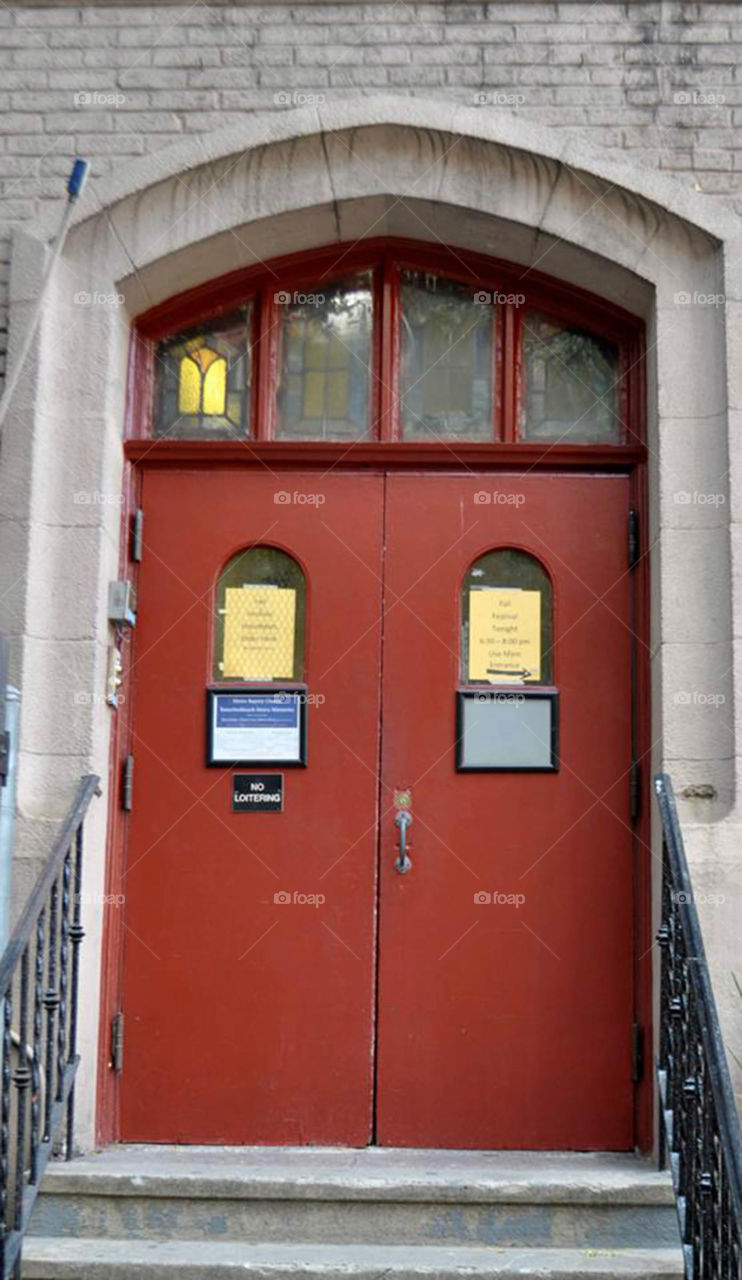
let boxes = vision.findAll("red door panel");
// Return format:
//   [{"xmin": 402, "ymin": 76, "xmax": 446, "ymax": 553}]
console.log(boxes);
[
  {"xmin": 375, "ymin": 474, "xmax": 634, "ymax": 1149},
  {"xmin": 120, "ymin": 471, "xmax": 384, "ymax": 1144}
]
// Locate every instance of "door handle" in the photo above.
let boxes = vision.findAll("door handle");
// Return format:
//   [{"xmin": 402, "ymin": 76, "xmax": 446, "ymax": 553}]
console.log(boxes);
[{"xmin": 394, "ymin": 810, "xmax": 412, "ymax": 875}]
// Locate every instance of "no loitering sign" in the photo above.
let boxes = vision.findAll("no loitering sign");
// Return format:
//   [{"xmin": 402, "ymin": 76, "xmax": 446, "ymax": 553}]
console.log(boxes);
[{"xmin": 232, "ymin": 773, "xmax": 284, "ymax": 813}]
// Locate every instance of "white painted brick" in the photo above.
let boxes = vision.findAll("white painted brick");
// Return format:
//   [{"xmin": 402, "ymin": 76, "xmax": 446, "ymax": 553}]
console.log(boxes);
[{"xmin": 187, "ymin": 67, "xmax": 260, "ymax": 87}]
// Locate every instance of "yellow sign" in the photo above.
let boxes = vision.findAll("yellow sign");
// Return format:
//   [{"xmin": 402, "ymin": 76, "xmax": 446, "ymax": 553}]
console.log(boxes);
[
  {"xmin": 468, "ymin": 588, "xmax": 541, "ymax": 682},
  {"xmin": 222, "ymin": 586, "xmax": 296, "ymax": 680}
]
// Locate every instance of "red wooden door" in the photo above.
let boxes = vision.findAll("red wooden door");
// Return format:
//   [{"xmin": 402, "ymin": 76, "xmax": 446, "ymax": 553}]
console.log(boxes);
[
  {"xmin": 120, "ymin": 470, "xmax": 384, "ymax": 1144},
  {"xmin": 375, "ymin": 473, "xmax": 635, "ymax": 1149},
  {"xmin": 120, "ymin": 468, "xmax": 636, "ymax": 1148}
]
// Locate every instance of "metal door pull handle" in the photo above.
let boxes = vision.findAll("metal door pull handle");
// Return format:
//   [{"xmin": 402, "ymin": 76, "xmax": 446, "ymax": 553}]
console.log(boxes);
[{"xmin": 394, "ymin": 810, "xmax": 412, "ymax": 874}]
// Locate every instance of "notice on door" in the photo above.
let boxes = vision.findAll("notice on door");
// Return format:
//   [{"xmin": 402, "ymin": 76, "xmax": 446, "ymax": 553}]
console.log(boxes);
[
  {"xmin": 232, "ymin": 773, "xmax": 284, "ymax": 812},
  {"xmin": 468, "ymin": 588, "xmax": 541, "ymax": 682},
  {"xmin": 222, "ymin": 586, "xmax": 296, "ymax": 680},
  {"xmin": 207, "ymin": 690, "xmax": 306, "ymax": 766}
]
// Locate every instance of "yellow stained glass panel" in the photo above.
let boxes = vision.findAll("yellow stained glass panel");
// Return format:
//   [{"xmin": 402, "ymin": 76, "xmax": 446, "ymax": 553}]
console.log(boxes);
[{"xmin": 178, "ymin": 347, "xmax": 227, "ymax": 416}]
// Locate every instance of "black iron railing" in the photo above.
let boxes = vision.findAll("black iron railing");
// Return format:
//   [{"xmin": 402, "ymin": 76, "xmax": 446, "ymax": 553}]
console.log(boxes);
[
  {"xmin": 655, "ymin": 773, "xmax": 742, "ymax": 1279},
  {"xmin": 0, "ymin": 774, "xmax": 99, "ymax": 1280}
]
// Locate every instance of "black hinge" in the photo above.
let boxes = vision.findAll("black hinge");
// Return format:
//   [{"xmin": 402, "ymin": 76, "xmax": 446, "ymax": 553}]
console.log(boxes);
[
  {"xmin": 131, "ymin": 508, "xmax": 144, "ymax": 564},
  {"xmin": 632, "ymin": 1022, "xmax": 644, "ymax": 1083},
  {"xmin": 628, "ymin": 506, "xmax": 640, "ymax": 570},
  {"xmin": 0, "ymin": 730, "xmax": 9, "ymax": 789},
  {"xmin": 0, "ymin": 636, "xmax": 8, "ymax": 787},
  {"xmin": 122, "ymin": 755, "xmax": 134, "ymax": 812},
  {"xmin": 111, "ymin": 1011, "xmax": 124, "ymax": 1073},
  {"xmin": 630, "ymin": 759, "xmax": 642, "ymax": 822}
]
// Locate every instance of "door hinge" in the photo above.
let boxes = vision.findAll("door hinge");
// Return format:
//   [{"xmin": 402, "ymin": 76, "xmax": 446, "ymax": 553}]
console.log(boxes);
[
  {"xmin": 630, "ymin": 759, "xmax": 642, "ymax": 822},
  {"xmin": 632, "ymin": 1022, "xmax": 644, "ymax": 1083},
  {"xmin": 0, "ymin": 729, "xmax": 9, "ymax": 789},
  {"xmin": 122, "ymin": 755, "xmax": 134, "ymax": 812},
  {"xmin": 628, "ymin": 507, "xmax": 640, "ymax": 570},
  {"xmin": 111, "ymin": 1011, "xmax": 124, "ymax": 1074},
  {"xmin": 131, "ymin": 508, "xmax": 144, "ymax": 564}
]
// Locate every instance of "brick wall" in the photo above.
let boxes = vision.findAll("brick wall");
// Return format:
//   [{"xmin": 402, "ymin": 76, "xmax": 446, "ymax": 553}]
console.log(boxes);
[{"xmin": 1, "ymin": 1, "xmax": 741, "ymax": 371}]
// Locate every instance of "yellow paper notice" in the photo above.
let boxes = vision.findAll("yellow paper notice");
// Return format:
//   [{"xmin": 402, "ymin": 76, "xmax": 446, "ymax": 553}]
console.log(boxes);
[
  {"xmin": 222, "ymin": 586, "xmax": 296, "ymax": 680},
  {"xmin": 468, "ymin": 588, "xmax": 541, "ymax": 682}
]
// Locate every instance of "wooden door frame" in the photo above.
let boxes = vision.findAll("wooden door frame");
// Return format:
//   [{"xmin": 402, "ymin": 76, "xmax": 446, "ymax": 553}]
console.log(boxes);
[
  {"xmin": 97, "ymin": 448, "xmax": 651, "ymax": 1150},
  {"xmin": 98, "ymin": 237, "xmax": 651, "ymax": 1149}
]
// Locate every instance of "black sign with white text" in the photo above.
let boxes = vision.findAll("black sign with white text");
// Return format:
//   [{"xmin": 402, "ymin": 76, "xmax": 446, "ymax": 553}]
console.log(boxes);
[{"xmin": 232, "ymin": 773, "xmax": 284, "ymax": 812}]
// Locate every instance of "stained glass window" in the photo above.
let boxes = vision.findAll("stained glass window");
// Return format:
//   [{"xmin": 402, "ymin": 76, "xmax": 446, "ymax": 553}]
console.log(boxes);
[
  {"xmin": 154, "ymin": 307, "xmax": 251, "ymax": 438},
  {"xmin": 276, "ymin": 275, "xmax": 373, "ymax": 440},
  {"xmin": 214, "ymin": 547, "xmax": 306, "ymax": 683},
  {"xmin": 400, "ymin": 271, "xmax": 494, "ymax": 440},
  {"xmin": 521, "ymin": 310, "xmax": 620, "ymax": 444}
]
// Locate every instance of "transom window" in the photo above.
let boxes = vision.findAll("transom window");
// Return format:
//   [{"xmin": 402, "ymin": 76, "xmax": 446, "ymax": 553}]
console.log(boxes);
[{"xmin": 140, "ymin": 242, "xmax": 642, "ymax": 446}]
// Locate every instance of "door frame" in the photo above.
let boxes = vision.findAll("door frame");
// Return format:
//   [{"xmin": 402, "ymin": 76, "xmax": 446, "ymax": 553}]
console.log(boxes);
[
  {"xmin": 97, "ymin": 238, "xmax": 651, "ymax": 1150},
  {"xmin": 98, "ymin": 448, "xmax": 651, "ymax": 1150}
]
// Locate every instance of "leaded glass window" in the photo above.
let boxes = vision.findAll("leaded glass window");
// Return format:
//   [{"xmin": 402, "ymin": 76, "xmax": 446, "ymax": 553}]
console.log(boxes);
[
  {"xmin": 521, "ymin": 310, "xmax": 620, "ymax": 444},
  {"xmin": 276, "ymin": 274, "xmax": 373, "ymax": 440},
  {"xmin": 400, "ymin": 271, "xmax": 493, "ymax": 441},
  {"xmin": 154, "ymin": 307, "xmax": 251, "ymax": 439}
]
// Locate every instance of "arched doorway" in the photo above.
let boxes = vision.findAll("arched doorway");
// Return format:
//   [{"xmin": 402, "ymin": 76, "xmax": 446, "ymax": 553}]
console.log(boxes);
[{"xmin": 114, "ymin": 240, "xmax": 649, "ymax": 1149}]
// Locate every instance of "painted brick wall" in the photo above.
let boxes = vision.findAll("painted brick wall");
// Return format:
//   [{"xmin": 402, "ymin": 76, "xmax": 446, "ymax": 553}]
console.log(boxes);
[{"xmin": 1, "ymin": 0, "xmax": 741, "ymax": 372}]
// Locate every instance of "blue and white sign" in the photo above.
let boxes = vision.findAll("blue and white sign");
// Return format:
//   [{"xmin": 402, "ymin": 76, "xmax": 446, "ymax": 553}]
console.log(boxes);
[{"xmin": 208, "ymin": 689, "xmax": 306, "ymax": 765}]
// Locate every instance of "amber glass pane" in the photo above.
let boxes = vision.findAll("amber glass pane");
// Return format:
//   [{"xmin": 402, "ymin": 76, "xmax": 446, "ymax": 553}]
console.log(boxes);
[
  {"xmin": 461, "ymin": 549, "xmax": 553, "ymax": 685},
  {"xmin": 214, "ymin": 547, "xmax": 306, "ymax": 683},
  {"xmin": 400, "ymin": 271, "xmax": 494, "ymax": 441},
  {"xmin": 154, "ymin": 307, "xmax": 251, "ymax": 439},
  {"xmin": 521, "ymin": 310, "xmax": 620, "ymax": 443},
  {"xmin": 276, "ymin": 275, "xmax": 373, "ymax": 440}
]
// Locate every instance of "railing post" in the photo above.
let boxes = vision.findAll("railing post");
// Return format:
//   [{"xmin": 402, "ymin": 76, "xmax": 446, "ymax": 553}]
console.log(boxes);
[
  {"xmin": 66, "ymin": 823, "xmax": 85, "ymax": 1159},
  {"xmin": 654, "ymin": 773, "xmax": 742, "ymax": 1280},
  {"xmin": 0, "ymin": 773, "xmax": 98, "ymax": 1280}
]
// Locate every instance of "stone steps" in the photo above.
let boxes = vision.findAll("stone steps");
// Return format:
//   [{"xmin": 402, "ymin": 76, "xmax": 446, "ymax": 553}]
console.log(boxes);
[
  {"xmin": 22, "ymin": 1239, "xmax": 685, "ymax": 1280},
  {"xmin": 23, "ymin": 1147, "xmax": 683, "ymax": 1279}
]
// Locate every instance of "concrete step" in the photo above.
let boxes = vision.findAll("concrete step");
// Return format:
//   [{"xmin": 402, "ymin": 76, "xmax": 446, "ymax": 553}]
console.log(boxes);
[
  {"xmin": 28, "ymin": 1148, "xmax": 680, "ymax": 1250},
  {"xmin": 21, "ymin": 1239, "xmax": 685, "ymax": 1280}
]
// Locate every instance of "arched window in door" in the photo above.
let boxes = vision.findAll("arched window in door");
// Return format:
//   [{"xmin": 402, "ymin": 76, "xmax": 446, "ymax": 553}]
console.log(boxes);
[
  {"xmin": 213, "ymin": 547, "xmax": 306, "ymax": 683},
  {"xmin": 460, "ymin": 549, "xmax": 553, "ymax": 686}
]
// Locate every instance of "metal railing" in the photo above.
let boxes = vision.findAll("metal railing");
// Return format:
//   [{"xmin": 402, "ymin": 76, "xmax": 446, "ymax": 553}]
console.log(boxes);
[
  {"xmin": 0, "ymin": 774, "xmax": 99, "ymax": 1279},
  {"xmin": 655, "ymin": 773, "xmax": 742, "ymax": 1279}
]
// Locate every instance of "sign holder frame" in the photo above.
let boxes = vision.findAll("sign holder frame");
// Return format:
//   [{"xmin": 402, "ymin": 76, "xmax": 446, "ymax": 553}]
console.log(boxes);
[
  {"xmin": 206, "ymin": 685, "xmax": 308, "ymax": 767},
  {"xmin": 456, "ymin": 686, "xmax": 560, "ymax": 773}
]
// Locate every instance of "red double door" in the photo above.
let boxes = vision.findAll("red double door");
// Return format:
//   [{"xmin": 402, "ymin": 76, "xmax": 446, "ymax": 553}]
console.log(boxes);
[{"xmin": 120, "ymin": 470, "xmax": 636, "ymax": 1149}]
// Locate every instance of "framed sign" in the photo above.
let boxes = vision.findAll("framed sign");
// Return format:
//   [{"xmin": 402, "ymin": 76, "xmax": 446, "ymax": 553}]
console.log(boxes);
[
  {"xmin": 456, "ymin": 688, "xmax": 559, "ymax": 772},
  {"xmin": 207, "ymin": 687, "xmax": 307, "ymax": 767}
]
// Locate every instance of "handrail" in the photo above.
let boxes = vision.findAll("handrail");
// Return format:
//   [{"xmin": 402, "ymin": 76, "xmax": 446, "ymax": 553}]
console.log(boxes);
[
  {"xmin": 655, "ymin": 773, "xmax": 742, "ymax": 1279},
  {"xmin": 0, "ymin": 773, "xmax": 99, "ymax": 1280}
]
